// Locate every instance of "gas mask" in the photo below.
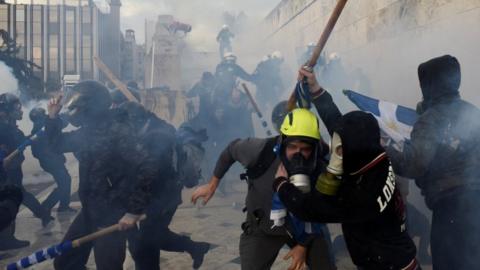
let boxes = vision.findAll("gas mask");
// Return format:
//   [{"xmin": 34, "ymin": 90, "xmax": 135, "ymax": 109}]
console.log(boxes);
[
  {"xmin": 327, "ymin": 132, "xmax": 343, "ymax": 175},
  {"xmin": 316, "ymin": 132, "xmax": 343, "ymax": 196},
  {"xmin": 284, "ymin": 151, "xmax": 316, "ymax": 193}
]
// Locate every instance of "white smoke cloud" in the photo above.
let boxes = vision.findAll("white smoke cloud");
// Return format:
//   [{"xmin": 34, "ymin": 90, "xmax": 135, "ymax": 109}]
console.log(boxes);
[
  {"xmin": 0, "ymin": 61, "xmax": 19, "ymax": 94},
  {"xmin": 121, "ymin": 0, "xmax": 280, "ymax": 46}
]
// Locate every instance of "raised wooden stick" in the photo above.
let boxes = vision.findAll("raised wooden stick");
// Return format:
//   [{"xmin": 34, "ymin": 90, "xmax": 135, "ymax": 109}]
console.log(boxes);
[
  {"xmin": 287, "ymin": 0, "xmax": 349, "ymax": 111},
  {"xmin": 93, "ymin": 56, "xmax": 139, "ymax": 103}
]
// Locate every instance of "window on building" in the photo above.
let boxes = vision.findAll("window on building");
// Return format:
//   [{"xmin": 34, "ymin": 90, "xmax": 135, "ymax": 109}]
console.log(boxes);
[
  {"xmin": 15, "ymin": 6, "xmax": 26, "ymax": 58},
  {"xmin": 0, "ymin": 6, "xmax": 8, "ymax": 31},
  {"xmin": 49, "ymin": 6, "xmax": 58, "ymax": 23},
  {"xmin": 82, "ymin": 6, "xmax": 91, "ymax": 23},
  {"xmin": 48, "ymin": 33, "xmax": 58, "ymax": 74},
  {"xmin": 65, "ymin": 8, "xmax": 76, "ymax": 73}
]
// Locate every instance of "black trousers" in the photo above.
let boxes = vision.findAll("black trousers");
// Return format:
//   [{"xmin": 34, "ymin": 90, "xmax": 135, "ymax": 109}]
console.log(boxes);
[
  {"xmin": 406, "ymin": 203, "xmax": 431, "ymax": 263},
  {"xmin": 54, "ymin": 208, "xmax": 129, "ymax": 270},
  {"xmin": 431, "ymin": 190, "xmax": 480, "ymax": 270},
  {"xmin": 38, "ymin": 158, "xmax": 72, "ymax": 210},
  {"xmin": 129, "ymin": 207, "xmax": 199, "ymax": 270},
  {"xmin": 239, "ymin": 227, "xmax": 336, "ymax": 270},
  {"xmin": 7, "ymin": 169, "xmax": 50, "ymax": 220}
]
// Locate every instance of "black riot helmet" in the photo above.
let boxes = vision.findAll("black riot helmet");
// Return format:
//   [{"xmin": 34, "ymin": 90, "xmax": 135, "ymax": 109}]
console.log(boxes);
[
  {"xmin": 29, "ymin": 107, "xmax": 47, "ymax": 124},
  {"xmin": 271, "ymin": 100, "xmax": 289, "ymax": 133},
  {"xmin": 63, "ymin": 80, "xmax": 112, "ymax": 127},
  {"xmin": 0, "ymin": 93, "xmax": 23, "ymax": 121}
]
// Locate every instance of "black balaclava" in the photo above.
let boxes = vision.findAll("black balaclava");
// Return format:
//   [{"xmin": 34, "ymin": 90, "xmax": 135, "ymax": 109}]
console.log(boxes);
[
  {"xmin": 29, "ymin": 107, "xmax": 47, "ymax": 134},
  {"xmin": 334, "ymin": 111, "xmax": 384, "ymax": 176},
  {"xmin": 418, "ymin": 55, "xmax": 461, "ymax": 109},
  {"xmin": 118, "ymin": 101, "xmax": 150, "ymax": 131},
  {"xmin": 0, "ymin": 93, "xmax": 23, "ymax": 123},
  {"xmin": 64, "ymin": 80, "xmax": 112, "ymax": 127}
]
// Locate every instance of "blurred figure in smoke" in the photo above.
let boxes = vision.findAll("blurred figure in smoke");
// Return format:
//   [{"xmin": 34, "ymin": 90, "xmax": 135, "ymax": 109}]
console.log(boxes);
[
  {"xmin": 271, "ymin": 100, "xmax": 289, "ymax": 133},
  {"xmin": 386, "ymin": 55, "xmax": 480, "ymax": 270},
  {"xmin": 0, "ymin": 93, "xmax": 53, "ymax": 251},
  {"xmin": 192, "ymin": 108, "xmax": 336, "ymax": 270},
  {"xmin": 47, "ymin": 81, "xmax": 156, "ymax": 270},
  {"xmin": 216, "ymin": 24, "xmax": 234, "ymax": 60},
  {"xmin": 110, "ymin": 88, "xmax": 141, "ymax": 108},
  {"xmin": 252, "ymin": 51, "xmax": 285, "ymax": 109},
  {"xmin": 215, "ymin": 52, "xmax": 253, "ymax": 102},
  {"xmin": 298, "ymin": 42, "xmax": 327, "ymax": 78},
  {"xmin": 29, "ymin": 107, "xmax": 75, "ymax": 213},
  {"xmin": 224, "ymin": 87, "xmax": 254, "ymax": 139},
  {"xmin": 215, "ymin": 87, "xmax": 255, "ymax": 195},
  {"xmin": 186, "ymin": 71, "xmax": 216, "ymax": 117},
  {"xmin": 318, "ymin": 52, "xmax": 355, "ymax": 113},
  {"xmin": 118, "ymin": 102, "xmax": 210, "ymax": 270}
]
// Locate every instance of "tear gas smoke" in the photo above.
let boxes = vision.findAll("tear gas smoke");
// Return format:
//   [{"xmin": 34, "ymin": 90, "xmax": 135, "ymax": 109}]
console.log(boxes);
[{"xmin": 0, "ymin": 61, "xmax": 19, "ymax": 95}]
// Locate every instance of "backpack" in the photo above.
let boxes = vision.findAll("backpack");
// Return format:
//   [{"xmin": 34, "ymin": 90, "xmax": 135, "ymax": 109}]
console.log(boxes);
[{"xmin": 241, "ymin": 137, "xmax": 279, "ymax": 183}]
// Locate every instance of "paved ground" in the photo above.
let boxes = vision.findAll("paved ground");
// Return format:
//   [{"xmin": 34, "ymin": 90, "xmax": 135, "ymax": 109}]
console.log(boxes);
[{"xmin": 0, "ymin": 154, "xmax": 432, "ymax": 270}]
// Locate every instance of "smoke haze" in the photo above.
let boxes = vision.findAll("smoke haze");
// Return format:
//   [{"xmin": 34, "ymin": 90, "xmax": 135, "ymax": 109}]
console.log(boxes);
[
  {"xmin": 0, "ymin": 61, "xmax": 19, "ymax": 94},
  {"xmin": 121, "ymin": 0, "xmax": 280, "ymax": 47}
]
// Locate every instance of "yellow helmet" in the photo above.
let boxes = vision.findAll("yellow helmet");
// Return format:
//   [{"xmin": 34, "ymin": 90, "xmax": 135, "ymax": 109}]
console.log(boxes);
[{"xmin": 280, "ymin": 108, "xmax": 321, "ymax": 140}]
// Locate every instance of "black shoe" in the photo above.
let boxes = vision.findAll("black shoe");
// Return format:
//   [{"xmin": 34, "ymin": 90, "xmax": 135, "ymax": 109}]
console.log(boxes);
[
  {"xmin": 190, "ymin": 242, "xmax": 210, "ymax": 269},
  {"xmin": 0, "ymin": 238, "xmax": 30, "ymax": 251},
  {"xmin": 57, "ymin": 206, "xmax": 77, "ymax": 213},
  {"xmin": 41, "ymin": 215, "xmax": 55, "ymax": 227}
]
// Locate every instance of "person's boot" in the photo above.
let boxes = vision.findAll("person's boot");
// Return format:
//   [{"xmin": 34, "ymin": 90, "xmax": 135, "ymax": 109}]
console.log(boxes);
[
  {"xmin": 0, "ymin": 237, "xmax": 30, "ymax": 251},
  {"xmin": 189, "ymin": 242, "xmax": 210, "ymax": 269},
  {"xmin": 41, "ymin": 215, "xmax": 54, "ymax": 227}
]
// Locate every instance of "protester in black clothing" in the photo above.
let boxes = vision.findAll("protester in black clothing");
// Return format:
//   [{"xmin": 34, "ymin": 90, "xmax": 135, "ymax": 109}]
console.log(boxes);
[
  {"xmin": 46, "ymin": 81, "xmax": 156, "ymax": 270},
  {"xmin": 252, "ymin": 51, "xmax": 285, "ymax": 108},
  {"xmin": 186, "ymin": 72, "xmax": 216, "ymax": 117},
  {"xmin": 119, "ymin": 102, "xmax": 210, "ymax": 270},
  {"xmin": 29, "ymin": 107, "xmax": 74, "ymax": 213},
  {"xmin": 214, "ymin": 53, "xmax": 253, "ymax": 102},
  {"xmin": 0, "ymin": 93, "xmax": 52, "ymax": 250},
  {"xmin": 273, "ymin": 68, "xmax": 418, "ymax": 270},
  {"xmin": 385, "ymin": 55, "xmax": 480, "ymax": 270}
]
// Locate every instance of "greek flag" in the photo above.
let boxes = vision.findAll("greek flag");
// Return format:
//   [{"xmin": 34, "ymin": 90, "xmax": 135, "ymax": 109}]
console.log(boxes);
[{"xmin": 343, "ymin": 90, "xmax": 418, "ymax": 144}]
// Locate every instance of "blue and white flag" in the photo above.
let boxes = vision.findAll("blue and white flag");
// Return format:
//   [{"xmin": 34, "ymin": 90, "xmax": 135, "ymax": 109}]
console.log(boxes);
[{"xmin": 343, "ymin": 90, "xmax": 418, "ymax": 144}]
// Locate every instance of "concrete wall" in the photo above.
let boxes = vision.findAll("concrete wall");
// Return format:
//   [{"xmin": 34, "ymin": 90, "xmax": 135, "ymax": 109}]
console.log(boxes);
[{"xmin": 265, "ymin": 0, "xmax": 480, "ymax": 107}]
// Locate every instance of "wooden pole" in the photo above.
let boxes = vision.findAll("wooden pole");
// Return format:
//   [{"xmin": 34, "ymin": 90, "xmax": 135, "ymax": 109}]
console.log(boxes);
[
  {"xmin": 287, "ymin": 0, "xmax": 349, "ymax": 111},
  {"xmin": 93, "ymin": 56, "xmax": 139, "ymax": 103},
  {"xmin": 72, "ymin": 214, "xmax": 146, "ymax": 248}
]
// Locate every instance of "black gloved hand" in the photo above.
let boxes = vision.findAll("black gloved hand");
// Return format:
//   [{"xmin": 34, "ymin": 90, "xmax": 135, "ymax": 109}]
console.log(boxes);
[
  {"xmin": 0, "ymin": 184, "xmax": 23, "ymax": 206},
  {"xmin": 273, "ymin": 176, "xmax": 289, "ymax": 192}
]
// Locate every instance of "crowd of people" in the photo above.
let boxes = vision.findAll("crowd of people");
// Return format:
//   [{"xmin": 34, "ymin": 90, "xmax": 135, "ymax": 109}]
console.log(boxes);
[{"xmin": 0, "ymin": 23, "xmax": 478, "ymax": 270}]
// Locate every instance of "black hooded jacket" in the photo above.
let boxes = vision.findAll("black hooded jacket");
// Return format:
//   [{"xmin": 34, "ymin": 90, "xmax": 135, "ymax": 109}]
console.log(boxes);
[
  {"xmin": 387, "ymin": 55, "xmax": 480, "ymax": 209},
  {"xmin": 135, "ymin": 113, "xmax": 180, "ymax": 216},
  {"xmin": 0, "ymin": 121, "xmax": 26, "ymax": 184},
  {"xmin": 45, "ymin": 110, "xmax": 157, "ymax": 223},
  {"xmin": 277, "ymin": 95, "xmax": 416, "ymax": 269}
]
